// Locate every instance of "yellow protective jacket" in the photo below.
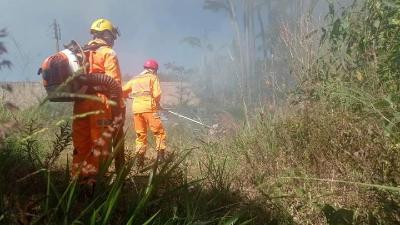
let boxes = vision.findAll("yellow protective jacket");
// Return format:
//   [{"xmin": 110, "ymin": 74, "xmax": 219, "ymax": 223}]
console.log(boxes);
[{"xmin": 123, "ymin": 70, "xmax": 161, "ymax": 114}]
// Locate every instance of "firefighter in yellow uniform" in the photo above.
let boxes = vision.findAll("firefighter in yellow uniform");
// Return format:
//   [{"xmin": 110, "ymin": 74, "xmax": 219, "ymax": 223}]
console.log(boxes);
[
  {"xmin": 72, "ymin": 18, "xmax": 125, "ymax": 183},
  {"xmin": 123, "ymin": 59, "xmax": 166, "ymax": 166}
]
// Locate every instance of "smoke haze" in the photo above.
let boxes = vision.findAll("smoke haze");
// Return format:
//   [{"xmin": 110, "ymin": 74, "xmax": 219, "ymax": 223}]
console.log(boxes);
[{"xmin": 1, "ymin": 0, "xmax": 232, "ymax": 80}]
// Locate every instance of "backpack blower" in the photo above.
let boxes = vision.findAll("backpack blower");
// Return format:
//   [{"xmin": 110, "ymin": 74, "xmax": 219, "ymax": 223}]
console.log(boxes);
[{"xmin": 37, "ymin": 40, "xmax": 122, "ymax": 118}]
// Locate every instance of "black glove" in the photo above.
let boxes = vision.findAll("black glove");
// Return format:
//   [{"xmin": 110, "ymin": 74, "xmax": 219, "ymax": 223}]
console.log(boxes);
[
  {"xmin": 111, "ymin": 105, "xmax": 121, "ymax": 118},
  {"xmin": 156, "ymin": 103, "xmax": 164, "ymax": 111}
]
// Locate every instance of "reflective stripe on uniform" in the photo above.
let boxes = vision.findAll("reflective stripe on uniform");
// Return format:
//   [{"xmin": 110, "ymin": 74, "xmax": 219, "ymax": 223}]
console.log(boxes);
[
  {"xmin": 123, "ymin": 71, "xmax": 161, "ymax": 114},
  {"xmin": 132, "ymin": 91, "xmax": 151, "ymax": 97}
]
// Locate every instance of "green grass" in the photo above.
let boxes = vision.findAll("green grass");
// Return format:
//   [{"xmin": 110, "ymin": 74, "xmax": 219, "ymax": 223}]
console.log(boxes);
[
  {"xmin": 0, "ymin": 103, "xmax": 275, "ymax": 225},
  {"xmin": 2, "ymin": 78, "xmax": 400, "ymax": 225},
  {"xmin": 198, "ymin": 103, "xmax": 400, "ymax": 224},
  {"xmin": 2, "ymin": 88, "xmax": 400, "ymax": 225},
  {"xmin": 2, "ymin": 1, "xmax": 400, "ymax": 223}
]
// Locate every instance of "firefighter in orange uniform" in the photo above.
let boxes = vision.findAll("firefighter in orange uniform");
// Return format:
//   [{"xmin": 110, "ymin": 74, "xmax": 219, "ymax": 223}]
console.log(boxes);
[
  {"xmin": 72, "ymin": 18, "xmax": 125, "ymax": 184},
  {"xmin": 123, "ymin": 59, "xmax": 167, "ymax": 166}
]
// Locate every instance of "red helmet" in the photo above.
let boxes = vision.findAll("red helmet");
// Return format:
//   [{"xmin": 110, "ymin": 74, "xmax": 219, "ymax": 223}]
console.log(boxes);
[{"xmin": 143, "ymin": 59, "xmax": 159, "ymax": 70}]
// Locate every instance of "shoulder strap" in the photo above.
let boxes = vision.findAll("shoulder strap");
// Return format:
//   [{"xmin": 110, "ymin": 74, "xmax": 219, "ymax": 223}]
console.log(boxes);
[{"xmin": 82, "ymin": 43, "xmax": 108, "ymax": 52}]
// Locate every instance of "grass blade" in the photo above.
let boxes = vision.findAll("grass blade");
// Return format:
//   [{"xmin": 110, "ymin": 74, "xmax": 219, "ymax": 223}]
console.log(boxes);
[{"xmin": 280, "ymin": 176, "xmax": 400, "ymax": 192}]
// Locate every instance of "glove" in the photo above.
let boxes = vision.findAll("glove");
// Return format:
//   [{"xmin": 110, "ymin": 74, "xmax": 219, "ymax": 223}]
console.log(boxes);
[
  {"xmin": 111, "ymin": 104, "xmax": 121, "ymax": 118},
  {"xmin": 156, "ymin": 102, "xmax": 164, "ymax": 111}
]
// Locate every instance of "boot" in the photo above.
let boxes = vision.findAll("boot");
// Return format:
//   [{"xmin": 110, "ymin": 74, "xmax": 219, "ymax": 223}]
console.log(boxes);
[
  {"xmin": 156, "ymin": 150, "xmax": 165, "ymax": 162},
  {"xmin": 78, "ymin": 177, "xmax": 96, "ymax": 200}
]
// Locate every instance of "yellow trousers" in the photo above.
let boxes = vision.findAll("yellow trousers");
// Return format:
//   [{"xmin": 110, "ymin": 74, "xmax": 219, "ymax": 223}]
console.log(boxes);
[{"xmin": 133, "ymin": 112, "xmax": 166, "ymax": 154}]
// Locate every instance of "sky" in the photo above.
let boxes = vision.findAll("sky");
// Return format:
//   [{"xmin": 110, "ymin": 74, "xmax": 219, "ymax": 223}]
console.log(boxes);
[{"xmin": 0, "ymin": 0, "xmax": 232, "ymax": 81}]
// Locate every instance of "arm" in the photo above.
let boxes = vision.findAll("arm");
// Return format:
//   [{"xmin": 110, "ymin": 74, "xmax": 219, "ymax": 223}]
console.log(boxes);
[
  {"xmin": 102, "ymin": 48, "xmax": 125, "ymax": 109},
  {"xmin": 122, "ymin": 80, "xmax": 133, "ymax": 98},
  {"xmin": 152, "ymin": 76, "xmax": 162, "ymax": 109},
  {"xmin": 103, "ymin": 48, "xmax": 122, "ymax": 84}
]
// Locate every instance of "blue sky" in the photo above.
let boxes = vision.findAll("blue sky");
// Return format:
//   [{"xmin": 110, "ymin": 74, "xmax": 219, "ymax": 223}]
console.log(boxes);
[{"xmin": 0, "ymin": 0, "xmax": 232, "ymax": 81}]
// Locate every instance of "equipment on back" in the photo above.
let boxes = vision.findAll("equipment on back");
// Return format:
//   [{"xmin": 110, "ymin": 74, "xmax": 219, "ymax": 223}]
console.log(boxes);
[
  {"xmin": 37, "ymin": 40, "xmax": 122, "ymax": 113},
  {"xmin": 37, "ymin": 40, "xmax": 84, "ymax": 102}
]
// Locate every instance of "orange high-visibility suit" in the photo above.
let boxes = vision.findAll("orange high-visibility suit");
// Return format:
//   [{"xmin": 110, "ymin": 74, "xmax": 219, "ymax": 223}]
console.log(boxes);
[
  {"xmin": 123, "ymin": 70, "xmax": 166, "ymax": 155},
  {"xmin": 72, "ymin": 38, "xmax": 123, "ymax": 180}
]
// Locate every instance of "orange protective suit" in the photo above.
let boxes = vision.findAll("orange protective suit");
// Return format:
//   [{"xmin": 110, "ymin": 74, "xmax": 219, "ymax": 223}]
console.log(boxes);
[
  {"xmin": 72, "ymin": 38, "xmax": 123, "ymax": 181},
  {"xmin": 123, "ymin": 70, "xmax": 166, "ymax": 154}
]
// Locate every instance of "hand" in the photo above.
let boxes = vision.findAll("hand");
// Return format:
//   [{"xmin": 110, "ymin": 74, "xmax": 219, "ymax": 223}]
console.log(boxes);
[
  {"xmin": 111, "ymin": 105, "xmax": 121, "ymax": 118},
  {"xmin": 156, "ymin": 103, "xmax": 164, "ymax": 111}
]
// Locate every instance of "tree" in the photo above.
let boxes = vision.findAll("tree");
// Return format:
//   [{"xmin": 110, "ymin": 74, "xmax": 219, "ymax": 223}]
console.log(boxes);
[
  {"xmin": 203, "ymin": 0, "xmax": 319, "ymax": 108},
  {"xmin": 0, "ymin": 28, "xmax": 11, "ymax": 70},
  {"xmin": 203, "ymin": 0, "xmax": 257, "ymax": 126},
  {"xmin": 182, "ymin": 36, "xmax": 216, "ymax": 101},
  {"xmin": 164, "ymin": 62, "xmax": 194, "ymax": 106}
]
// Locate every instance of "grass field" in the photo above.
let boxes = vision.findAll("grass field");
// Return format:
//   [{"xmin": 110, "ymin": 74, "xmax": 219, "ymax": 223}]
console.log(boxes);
[
  {"xmin": 2, "ymin": 4, "xmax": 400, "ymax": 221},
  {"xmin": 1, "ymin": 86, "xmax": 399, "ymax": 224}
]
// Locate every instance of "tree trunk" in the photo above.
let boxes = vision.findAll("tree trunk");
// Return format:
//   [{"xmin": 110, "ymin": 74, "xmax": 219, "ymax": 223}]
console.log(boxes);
[{"xmin": 227, "ymin": 0, "xmax": 250, "ymax": 127}]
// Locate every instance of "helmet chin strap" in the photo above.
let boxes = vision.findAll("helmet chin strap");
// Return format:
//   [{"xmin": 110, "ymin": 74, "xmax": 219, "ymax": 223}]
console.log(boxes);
[
  {"xmin": 103, "ymin": 37, "xmax": 114, "ymax": 47},
  {"xmin": 141, "ymin": 68, "xmax": 157, "ymax": 75},
  {"xmin": 93, "ymin": 31, "xmax": 116, "ymax": 47}
]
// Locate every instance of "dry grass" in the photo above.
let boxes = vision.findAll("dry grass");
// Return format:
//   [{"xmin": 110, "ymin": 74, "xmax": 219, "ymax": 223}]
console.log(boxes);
[
  {"xmin": 1, "ymin": 79, "xmax": 399, "ymax": 224},
  {"xmin": 194, "ymin": 102, "xmax": 400, "ymax": 224}
]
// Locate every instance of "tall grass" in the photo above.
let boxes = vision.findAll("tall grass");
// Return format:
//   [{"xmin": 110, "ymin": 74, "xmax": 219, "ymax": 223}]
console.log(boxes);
[
  {"xmin": 3, "ymin": 1, "xmax": 400, "ymax": 224},
  {"xmin": 194, "ymin": 103, "xmax": 400, "ymax": 224},
  {"xmin": 0, "ymin": 101, "xmax": 278, "ymax": 225}
]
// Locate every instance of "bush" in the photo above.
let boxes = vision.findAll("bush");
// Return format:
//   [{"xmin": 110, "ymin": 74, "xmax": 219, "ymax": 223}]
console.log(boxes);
[{"xmin": 197, "ymin": 102, "xmax": 400, "ymax": 224}]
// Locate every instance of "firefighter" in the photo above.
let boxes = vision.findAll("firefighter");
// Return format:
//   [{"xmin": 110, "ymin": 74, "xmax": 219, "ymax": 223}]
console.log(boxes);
[
  {"xmin": 123, "ymin": 59, "xmax": 167, "ymax": 167},
  {"xmin": 72, "ymin": 18, "xmax": 125, "ymax": 184}
]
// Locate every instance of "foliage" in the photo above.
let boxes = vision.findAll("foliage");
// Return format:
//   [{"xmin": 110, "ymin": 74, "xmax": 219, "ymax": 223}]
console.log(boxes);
[
  {"xmin": 3, "ymin": 0, "xmax": 400, "ymax": 224},
  {"xmin": 196, "ymin": 104, "xmax": 400, "ymax": 224},
  {"xmin": 0, "ymin": 28, "xmax": 11, "ymax": 70},
  {"xmin": 296, "ymin": 0, "xmax": 400, "ymax": 97},
  {"xmin": 329, "ymin": 0, "xmax": 399, "ymax": 87},
  {"xmin": 0, "ymin": 104, "xmax": 273, "ymax": 225},
  {"xmin": 322, "ymin": 204, "xmax": 354, "ymax": 225}
]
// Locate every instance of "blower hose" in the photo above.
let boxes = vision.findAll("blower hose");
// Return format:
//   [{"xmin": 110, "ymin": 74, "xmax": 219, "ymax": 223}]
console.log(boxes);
[
  {"xmin": 77, "ymin": 73, "xmax": 123, "ymax": 119},
  {"xmin": 77, "ymin": 74, "xmax": 125, "ymax": 164}
]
